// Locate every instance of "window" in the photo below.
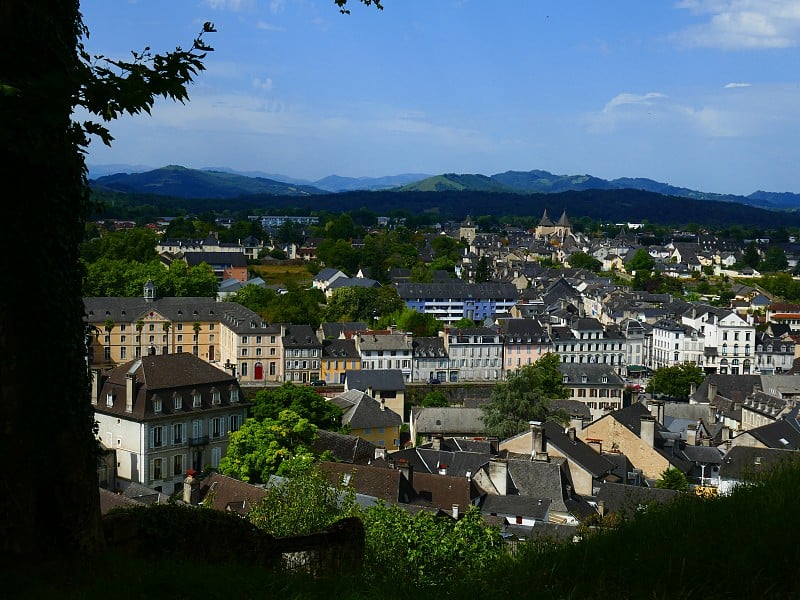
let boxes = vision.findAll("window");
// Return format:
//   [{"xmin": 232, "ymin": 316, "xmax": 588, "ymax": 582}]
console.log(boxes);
[
  {"xmin": 104, "ymin": 347, "xmax": 111, "ymax": 361},
  {"xmin": 211, "ymin": 447, "xmax": 221, "ymax": 469},
  {"xmin": 192, "ymin": 419, "xmax": 203, "ymax": 439},
  {"xmin": 173, "ymin": 454, "xmax": 183, "ymax": 476},
  {"xmin": 177, "ymin": 334, "xmax": 183, "ymax": 342},
  {"xmin": 211, "ymin": 417, "xmax": 223, "ymax": 438},
  {"xmin": 209, "ymin": 324, "xmax": 215, "ymax": 331},
  {"xmin": 152, "ymin": 426, "xmax": 164, "ymax": 448},
  {"xmin": 173, "ymin": 393, "xmax": 182, "ymax": 410},
  {"xmin": 240, "ymin": 363, "xmax": 247, "ymax": 376},
  {"xmin": 152, "ymin": 458, "xmax": 163, "ymax": 481},
  {"xmin": 173, "ymin": 423, "xmax": 184, "ymax": 445},
  {"xmin": 192, "ymin": 390, "xmax": 201, "ymax": 408},
  {"xmin": 106, "ymin": 393, "xmax": 114, "ymax": 407},
  {"xmin": 153, "ymin": 397, "xmax": 162, "ymax": 413},
  {"xmin": 176, "ymin": 346, "xmax": 183, "ymax": 353},
  {"xmin": 211, "ymin": 388, "xmax": 221, "ymax": 405},
  {"xmin": 229, "ymin": 414, "xmax": 241, "ymax": 432},
  {"xmin": 241, "ymin": 336, "xmax": 248, "ymax": 344}
]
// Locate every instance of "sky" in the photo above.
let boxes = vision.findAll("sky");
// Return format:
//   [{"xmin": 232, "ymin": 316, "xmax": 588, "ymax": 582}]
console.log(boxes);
[{"xmin": 78, "ymin": 0, "xmax": 800, "ymax": 195}]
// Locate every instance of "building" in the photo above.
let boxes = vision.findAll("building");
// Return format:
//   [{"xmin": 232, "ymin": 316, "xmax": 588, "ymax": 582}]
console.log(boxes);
[
  {"xmin": 499, "ymin": 318, "xmax": 552, "ymax": 376},
  {"xmin": 396, "ymin": 282, "xmax": 518, "ymax": 325},
  {"xmin": 281, "ymin": 324, "xmax": 322, "ymax": 384},
  {"xmin": 354, "ymin": 331, "xmax": 413, "ymax": 381},
  {"xmin": 558, "ymin": 363, "xmax": 625, "ymax": 421},
  {"xmin": 441, "ymin": 326, "xmax": 504, "ymax": 382},
  {"xmin": 91, "ymin": 353, "xmax": 249, "ymax": 494},
  {"xmin": 331, "ymin": 389, "xmax": 403, "ymax": 451}
]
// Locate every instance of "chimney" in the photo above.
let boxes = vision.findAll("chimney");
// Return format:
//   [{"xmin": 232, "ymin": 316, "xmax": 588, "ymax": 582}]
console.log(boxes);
[
  {"xmin": 125, "ymin": 372, "xmax": 135, "ymax": 413},
  {"xmin": 570, "ymin": 416, "xmax": 584, "ymax": 433},
  {"xmin": 183, "ymin": 471, "xmax": 200, "ymax": 505},
  {"xmin": 452, "ymin": 504, "xmax": 459, "ymax": 519},
  {"xmin": 597, "ymin": 500, "xmax": 605, "ymax": 518},
  {"xmin": 438, "ymin": 463, "xmax": 447, "ymax": 475},
  {"xmin": 374, "ymin": 447, "xmax": 387, "ymax": 461},
  {"xmin": 380, "ymin": 399, "xmax": 386, "ymax": 412},
  {"xmin": 397, "ymin": 458, "xmax": 413, "ymax": 488},
  {"xmin": 91, "ymin": 368, "xmax": 100, "ymax": 405},
  {"xmin": 708, "ymin": 382, "xmax": 717, "ymax": 402},
  {"xmin": 686, "ymin": 423, "xmax": 698, "ymax": 446},
  {"xmin": 640, "ymin": 415, "xmax": 655, "ymax": 448},
  {"xmin": 587, "ymin": 439, "xmax": 602, "ymax": 454},
  {"xmin": 721, "ymin": 425, "xmax": 730, "ymax": 441},
  {"xmin": 488, "ymin": 458, "xmax": 508, "ymax": 495},
  {"xmin": 432, "ymin": 435, "xmax": 442, "ymax": 450},
  {"xmin": 567, "ymin": 427, "xmax": 576, "ymax": 442},
  {"xmin": 530, "ymin": 421, "xmax": 547, "ymax": 460}
]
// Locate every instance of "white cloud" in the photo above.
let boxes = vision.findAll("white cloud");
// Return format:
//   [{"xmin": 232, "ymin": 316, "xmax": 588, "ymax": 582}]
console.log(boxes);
[
  {"xmin": 674, "ymin": 0, "xmax": 800, "ymax": 49},
  {"xmin": 202, "ymin": 0, "xmax": 256, "ymax": 11},
  {"xmin": 252, "ymin": 77, "xmax": 274, "ymax": 91},
  {"xmin": 256, "ymin": 21, "xmax": 285, "ymax": 31},
  {"xmin": 724, "ymin": 82, "xmax": 752, "ymax": 88},
  {"xmin": 601, "ymin": 92, "xmax": 667, "ymax": 113}
]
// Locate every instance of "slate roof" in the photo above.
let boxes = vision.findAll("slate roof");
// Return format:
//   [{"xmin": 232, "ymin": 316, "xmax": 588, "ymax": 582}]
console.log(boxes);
[
  {"xmin": 408, "ymin": 471, "xmax": 476, "ymax": 512},
  {"xmin": 321, "ymin": 338, "xmax": 359, "ymax": 359},
  {"xmin": 332, "ymin": 389, "xmax": 403, "ymax": 427},
  {"xmin": 480, "ymin": 495, "xmax": 551, "ymax": 521},
  {"xmin": 317, "ymin": 461, "xmax": 405, "ymax": 503},
  {"xmin": 719, "ymin": 446, "xmax": 800, "ymax": 479},
  {"xmin": 389, "ymin": 443, "xmax": 491, "ymax": 478},
  {"xmin": 345, "ymin": 369, "xmax": 406, "ymax": 392},
  {"xmin": 184, "ymin": 251, "xmax": 248, "ymax": 268},
  {"xmin": 356, "ymin": 333, "xmax": 412, "ymax": 352},
  {"xmin": 741, "ymin": 419, "xmax": 800, "ymax": 450},
  {"xmin": 198, "ymin": 472, "xmax": 268, "ymax": 514},
  {"xmin": 99, "ymin": 488, "xmax": 145, "ymax": 514},
  {"xmin": 94, "ymin": 353, "xmax": 244, "ymax": 421},
  {"xmin": 411, "ymin": 407, "xmax": 486, "ymax": 437},
  {"xmin": 412, "ymin": 336, "xmax": 448, "ymax": 358},
  {"xmin": 311, "ymin": 429, "xmax": 377, "ymax": 464},
  {"xmin": 506, "ymin": 458, "xmax": 569, "ymax": 513},
  {"xmin": 558, "ymin": 363, "xmax": 625, "ymax": 386},
  {"xmin": 396, "ymin": 281, "xmax": 518, "ymax": 300},
  {"xmin": 594, "ymin": 482, "xmax": 680, "ymax": 516},
  {"xmin": 542, "ymin": 421, "xmax": 616, "ymax": 478},
  {"xmin": 282, "ymin": 324, "xmax": 321, "ymax": 348}
]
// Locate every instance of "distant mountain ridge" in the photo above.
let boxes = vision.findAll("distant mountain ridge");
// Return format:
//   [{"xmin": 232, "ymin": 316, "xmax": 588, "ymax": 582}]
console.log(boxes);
[{"xmin": 88, "ymin": 163, "xmax": 800, "ymax": 209}]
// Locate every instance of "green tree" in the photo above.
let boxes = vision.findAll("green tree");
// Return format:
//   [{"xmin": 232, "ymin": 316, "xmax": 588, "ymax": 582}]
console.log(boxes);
[
  {"xmin": 646, "ymin": 363, "xmax": 705, "ymax": 400},
  {"xmin": 361, "ymin": 502, "xmax": 504, "ymax": 587},
  {"xmin": 626, "ymin": 248, "xmax": 656, "ymax": 273},
  {"xmin": 481, "ymin": 354, "xmax": 570, "ymax": 439},
  {"xmin": 568, "ymin": 251, "xmax": 602, "ymax": 272},
  {"xmin": 474, "ymin": 255, "xmax": 491, "ymax": 282},
  {"xmin": 760, "ymin": 246, "xmax": 788, "ymax": 272},
  {"xmin": 324, "ymin": 286, "xmax": 404, "ymax": 323},
  {"xmin": 377, "ymin": 306, "xmax": 441, "ymax": 337},
  {"xmin": 742, "ymin": 242, "xmax": 761, "ymax": 269},
  {"xmin": 0, "ymin": 4, "xmax": 215, "ymax": 557},
  {"xmin": 247, "ymin": 465, "xmax": 358, "ymax": 537},
  {"xmin": 451, "ymin": 317, "xmax": 477, "ymax": 329},
  {"xmin": 420, "ymin": 390, "xmax": 449, "ymax": 407},
  {"xmin": 316, "ymin": 238, "xmax": 361, "ymax": 274},
  {"xmin": 218, "ymin": 409, "xmax": 319, "ymax": 483},
  {"xmin": 252, "ymin": 383, "xmax": 342, "ymax": 430},
  {"xmin": 654, "ymin": 467, "xmax": 690, "ymax": 492},
  {"xmin": 79, "ymin": 227, "xmax": 158, "ymax": 263}
]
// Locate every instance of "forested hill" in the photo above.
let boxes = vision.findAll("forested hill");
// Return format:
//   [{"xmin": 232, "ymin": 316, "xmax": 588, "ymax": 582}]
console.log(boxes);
[{"xmin": 90, "ymin": 186, "xmax": 800, "ymax": 229}]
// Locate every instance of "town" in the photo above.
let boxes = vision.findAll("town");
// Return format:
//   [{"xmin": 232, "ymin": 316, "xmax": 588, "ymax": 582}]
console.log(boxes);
[{"xmin": 87, "ymin": 209, "xmax": 800, "ymax": 570}]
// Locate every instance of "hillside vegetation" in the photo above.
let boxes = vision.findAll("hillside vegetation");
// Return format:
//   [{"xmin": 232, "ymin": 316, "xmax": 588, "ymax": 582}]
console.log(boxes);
[{"xmin": 9, "ymin": 463, "xmax": 800, "ymax": 599}]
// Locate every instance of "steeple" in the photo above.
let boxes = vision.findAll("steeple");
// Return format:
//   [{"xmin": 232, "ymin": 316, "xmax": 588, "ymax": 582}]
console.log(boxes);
[
  {"xmin": 143, "ymin": 279, "xmax": 156, "ymax": 302},
  {"xmin": 557, "ymin": 210, "xmax": 570, "ymax": 227},
  {"xmin": 539, "ymin": 209, "xmax": 554, "ymax": 227}
]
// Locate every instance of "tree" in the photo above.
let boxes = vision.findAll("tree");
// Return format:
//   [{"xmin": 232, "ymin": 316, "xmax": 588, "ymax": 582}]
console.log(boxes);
[
  {"xmin": 654, "ymin": 467, "xmax": 690, "ymax": 492},
  {"xmin": 0, "ymin": 0, "xmax": 378, "ymax": 559},
  {"xmin": 474, "ymin": 256, "xmax": 491, "ymax": 282},
  {"xmin": 742, "ymin": 242, "xmax": 761, "ymax": 269},
  {"xmin": 377, "ymin": 307, "xmax": 441, "ymax": 337},
  {"xmin": 568, "ymin": 251, "xmax": 602, "ymax": 272},
  {"xmin": 626, "ymin": 248, "xmax": 656, "ymax": 273},
  {"xmin": 247, "ymin": 465, "xmax": 358, "ymax": 537},
  {"xmin": 218, "ymin": 409, "xmax": 319, "ymax": 483},
  {"xmin": 421, "ymin": 390, "xmax": 449, "ymax": 407},
  {"xmin": 324, "ymin": 286, "xmax": 404, "ymax": 323},
  {"xmin": 646, "ymin": 363, "xmax": 705, "ymax": 400},
  {"xmin": 480, "ymin": 354, "xmax": 570, "ymax": 439},
  {"xmin": 252, "ymin": 383, "xmax": 343, "ymax": 430}
]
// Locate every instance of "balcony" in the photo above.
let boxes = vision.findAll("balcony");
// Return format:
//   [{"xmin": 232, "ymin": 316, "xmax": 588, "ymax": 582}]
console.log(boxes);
[{"xmin": 189, "ymin": 435, "xmax": 209, "ymax": 446}]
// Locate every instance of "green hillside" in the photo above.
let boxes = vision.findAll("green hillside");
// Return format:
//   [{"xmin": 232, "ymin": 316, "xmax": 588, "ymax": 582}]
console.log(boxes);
[{"xmin": 396, "ymin": 173, "xmax": 517, "ymax": 193}]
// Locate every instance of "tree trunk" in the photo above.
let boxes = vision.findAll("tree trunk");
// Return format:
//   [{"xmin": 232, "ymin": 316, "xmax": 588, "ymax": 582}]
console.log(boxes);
[{"xmin": 0, "ymin": 1, "xmax": 104, "ymax": 557}]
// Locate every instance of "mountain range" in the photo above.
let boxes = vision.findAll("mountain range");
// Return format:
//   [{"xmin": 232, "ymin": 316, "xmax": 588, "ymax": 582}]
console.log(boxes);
[{"xmin": 89, "ymin": 164, "xmax": 800, "ymax": 210}]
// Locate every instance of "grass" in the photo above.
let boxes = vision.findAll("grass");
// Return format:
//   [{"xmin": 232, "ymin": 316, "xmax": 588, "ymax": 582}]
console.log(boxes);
[
  {"xmin": 7, "ymin": 464, "xmax": 800, "ymax": 600},
  {"xmin": 250, "ymin": 261, "xmax": 314, "ymax": 287}
]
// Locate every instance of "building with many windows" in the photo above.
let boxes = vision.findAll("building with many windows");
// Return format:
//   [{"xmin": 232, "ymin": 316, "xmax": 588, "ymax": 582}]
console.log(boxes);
[
  {"xmin": 681, "ymin": 305, "xmax": 756, "ymax": 374},
  {"xmin": 92, "ymin": 353, "xmax": 248, "ymax": 495},
  {"xmin": 442, "ymin": 326, "xmax": 504, "ymax": 381},
  {"xmin": 396, "ymin": 282, "xmax": 518, "ymax": 325},
  {"xmin": 281, "ymin": 324, "xmax": 322, "ymax": 384}
]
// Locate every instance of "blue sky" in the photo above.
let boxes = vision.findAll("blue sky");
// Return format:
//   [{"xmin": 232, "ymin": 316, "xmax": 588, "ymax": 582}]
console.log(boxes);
[{"xmin": 79, "ymin": 1, "xmax": 800, "ymax": 195}]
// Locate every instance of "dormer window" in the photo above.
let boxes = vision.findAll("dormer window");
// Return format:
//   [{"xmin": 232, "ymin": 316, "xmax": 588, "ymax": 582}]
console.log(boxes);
[
  {"xmin": 211, "ymin": 388, "xmax": 221, "ymax": 405},
  {"xmin": 562, "ymin": 375, "xmax": 569, "ymax": 383},
  {"xmin": 153, "ymin": 396, "xmax": 162, "ymax": 413},
  {"xmin": 173, "ymin": 392, "xmax": 182, "ymax": 410},
  {"xmin": 230, "ymin": 387, "xmax": 239, "ymax": 403},
  {"xmin": 581, "ymin": 374, "xmax": 588, "ymax": 383},
  {"xmin": 192, "ymin": 390, "xmax": 202, "ymax": 408},
  {"xmin": 106, "ymin": 393, "xmax": 114, "ymax": 407},
  {"xmin": 601, "ymin": 375, "xmax": 608, "ymax": 384}
]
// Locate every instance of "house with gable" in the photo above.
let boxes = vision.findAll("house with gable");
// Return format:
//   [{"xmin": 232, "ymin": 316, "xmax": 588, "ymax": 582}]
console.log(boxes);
[
  {"xmin": 344, "ymin": 369, "xmax": 406, "ymax": 420},
  {"xmin": 91, "ymin": 353, "xmax": 249, "ymax": 495},
  {"xmin": 331, "ymin": 389, "xmax": 403, "ymax": 451},
  {"xmin": 409, "ymin": 406, "xmax": 486, "ymax": 446},
  {"xmin": 577, "ymin": 403, "xmax": 692, "ymax": 481},
  {"xmin": 500, "ymin": 421, "xmax": 618, "ymax": 497},
  {"xmin": 558, "ymin": 363, "xmax": 625, "ymax": 421}
]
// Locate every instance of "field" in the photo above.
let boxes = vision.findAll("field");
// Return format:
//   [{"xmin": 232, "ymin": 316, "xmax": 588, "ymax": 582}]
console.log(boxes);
[{"xmin": 250, "ymin": 261, "xmax": 315, "ymax": 288}]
